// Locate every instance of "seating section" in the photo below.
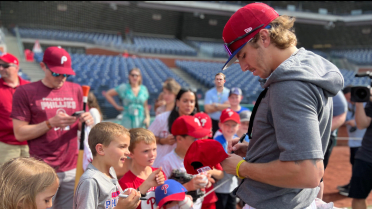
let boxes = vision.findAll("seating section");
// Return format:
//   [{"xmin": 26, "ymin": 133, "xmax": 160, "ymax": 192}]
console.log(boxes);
[
  {"xmin": 188, "ymin": 40, "xmax": 227, "ymax": 58},
  {"xmin": 16, "ymin": 27, "xmax": 123, "ymax": 47},
  {"xmin": 331, "ymin": 49, "xmax": 372, "ymax": 65},
  {"xmin": 176, "ymin": 60, "xmax": 263, "ymax": 103},
  {"xmin": 133, "ymin": 36, "xmax": 197, "ymax": 56},
  {"xmin": 340, "ymin": 69, "xmax": 370, "ymax": 87}
]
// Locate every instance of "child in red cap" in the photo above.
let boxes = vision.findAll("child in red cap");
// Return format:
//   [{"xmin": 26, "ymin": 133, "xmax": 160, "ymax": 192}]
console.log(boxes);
[
  {"xmin": 158, "ymin": 115, "xmax": 212, "ymax": 209},
  {"xmin": 214, "ymin": 109, "xmax": 240, "ymax": 209},
  {"xmin": 194, "ymin": 112, "xmax": 224, "ymax": 209}
]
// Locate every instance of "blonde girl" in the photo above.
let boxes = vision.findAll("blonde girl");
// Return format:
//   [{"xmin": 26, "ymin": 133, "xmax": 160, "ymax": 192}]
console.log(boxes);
[{"xmin": 0, "ymin": 157, "xmax": 59, "ymax": 209}]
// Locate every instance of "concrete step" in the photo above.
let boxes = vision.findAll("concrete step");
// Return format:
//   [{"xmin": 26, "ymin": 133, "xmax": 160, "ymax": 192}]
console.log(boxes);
[
  {"xmin": 4, "ymin": 34, "xmax": 22, "ymax": 59},
  {"xmin": 170, "ymin": 67, "xmax": 207, "ymax": 92},
  {"xmin": 19, "ymin": 61, "xmax": 45, "ymax": 82}
]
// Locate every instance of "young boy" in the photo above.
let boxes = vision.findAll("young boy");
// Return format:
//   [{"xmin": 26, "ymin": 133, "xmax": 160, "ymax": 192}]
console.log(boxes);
[
  {"xmin": 214, "ymin": 109, "xmax": 240, "ymax": 209},
  {"xmin": 228, "ymin": 87, "xmax": 249, "ymax": 114},
  {"xmin": 158, "ymin": 115, "xmax": 212, "ymax": 209},
  {"xmin": 194, "ymin": 112, "xmax": 224, "ymax": 209},
  {"xmin": 119, "ymin": 128, "xmax": 166, "ymax": 209},
  {"xmin": 74, "ymin": 122, "xmax": 141, "ymax": 209}
]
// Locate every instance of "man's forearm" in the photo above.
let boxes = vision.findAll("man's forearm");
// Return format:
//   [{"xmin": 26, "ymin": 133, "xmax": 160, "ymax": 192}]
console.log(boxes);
[
  {"xmin": 217, "ymin": 103, "xmax": 230, "ymax": 111},
  {"xmin": 13, "ymin": 120, "xmax": 50, "ymax": 142},
  {"xmin": 239, "ymin": 159, "xmax": 323, "ymax": 189}
]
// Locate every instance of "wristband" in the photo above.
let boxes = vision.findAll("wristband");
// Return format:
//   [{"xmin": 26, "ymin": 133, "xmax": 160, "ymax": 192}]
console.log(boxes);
[
  {"xmin": 236, "ymin": 160, "xmax": 246, "ymax": 179},
  {"xmin": 137, "ymin": 187, "xmax": 146, "ymax": 197},
  {"xmin": 45, "ymin": 120, "xmax": 52, "ymax": 129}
]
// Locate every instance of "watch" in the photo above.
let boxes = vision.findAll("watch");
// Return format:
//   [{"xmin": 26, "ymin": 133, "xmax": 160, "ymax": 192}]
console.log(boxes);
[{"xmin": 214, "ymin": 103, "xmax": 218, "ymax": 108}]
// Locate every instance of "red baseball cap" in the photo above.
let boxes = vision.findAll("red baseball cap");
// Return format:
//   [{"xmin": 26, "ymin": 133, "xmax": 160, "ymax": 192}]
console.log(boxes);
[
  {"xmin": 220, "ymin": 108, "xmax": 240, "ymax": 124},
  {"xmin": 0, "ymin": 53, "xmax": 19, "ymax": 66},
  {"xmin": 222, "ymin": 3, "xmax": 279, "ymax": 70},
  {"xmin": 43, "ymin": 46, "xmax": 75, "ymax": 75},
  {"xmin": 194, "ymin": 112, "xmax": 212, "ymax": 138},
  {"xmin": 184, "ymin": 139, "xmax": 228, "ymax": 175},
  {"xmin": 171, "ymin": 115, "xmax": 211, "ymax": 139}
]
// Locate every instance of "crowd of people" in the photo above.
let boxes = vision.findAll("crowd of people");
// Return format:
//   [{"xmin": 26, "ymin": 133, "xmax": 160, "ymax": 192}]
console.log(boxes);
[{"xmin": 0, "ymin": 2, "xmax": 371, "ymax": 209}]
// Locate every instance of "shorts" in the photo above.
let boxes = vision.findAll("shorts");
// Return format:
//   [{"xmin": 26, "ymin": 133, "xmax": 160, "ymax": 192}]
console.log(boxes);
[
  {"xmin": 0, "ymin": 141, "xmax": 29, "ymax": 165},
  {"xmin": 349, "ymin": 159, "xmax": 372, "ymax": 199}
]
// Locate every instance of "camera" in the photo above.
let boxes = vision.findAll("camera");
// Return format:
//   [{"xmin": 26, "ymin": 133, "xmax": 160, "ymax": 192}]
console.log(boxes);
[{"xmin": 351, "ymin": 71, "xmax": 372, "ymax": 102}]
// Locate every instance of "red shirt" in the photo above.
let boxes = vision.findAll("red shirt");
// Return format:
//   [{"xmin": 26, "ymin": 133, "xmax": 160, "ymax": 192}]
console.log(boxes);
[
  {"xmin": 11, "ymin": 81, "xmax": 83, "ymax": 172},
  {"xmin": 0, "ymin": 76, "xmax": 30, "ymax": 145},
  {"xmin": 119, "ymin": 167, "xmax": 167, "ymax": 209}
]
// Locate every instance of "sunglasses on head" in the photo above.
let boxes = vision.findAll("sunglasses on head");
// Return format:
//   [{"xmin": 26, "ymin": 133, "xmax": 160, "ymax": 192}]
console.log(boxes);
[
  {"xmin": 224, "ymin": 24, "xmax": 271, "ymax": 56},
  {"xmin": 45, "ymin": 64, "xmax": 70, "ymax": 78},
  {"xmin": 0, "ymin": 63, "xmax": 14, "ymax": 68}
]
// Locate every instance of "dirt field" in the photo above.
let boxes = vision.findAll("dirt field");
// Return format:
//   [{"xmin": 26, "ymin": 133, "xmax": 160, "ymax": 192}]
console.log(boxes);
[{"xmin": 323, "ymin": 146, "xmax": 372, "ymax": 208}]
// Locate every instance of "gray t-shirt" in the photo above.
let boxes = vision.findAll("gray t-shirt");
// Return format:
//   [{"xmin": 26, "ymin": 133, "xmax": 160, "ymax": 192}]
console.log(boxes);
[
  {"xmin": 355, "ymin": 101, "xmax": 372, "ymax": 163},
  {"xmin": 74, "ymin": 163, "xmax": 123, "ymax": 209},
  {"xmin": 236, "ymin": 48, "xmax": 344, "ymax": 209}
]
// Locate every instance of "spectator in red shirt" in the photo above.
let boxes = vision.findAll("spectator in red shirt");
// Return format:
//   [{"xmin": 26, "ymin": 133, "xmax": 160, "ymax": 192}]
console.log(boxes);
[
  {"xmin": 0, "ymin": 53, "xmax": 30, "ymax": 165},
  {"xmin": 11, "ymin": 46, "xmax": 94, "ymax": 209}
]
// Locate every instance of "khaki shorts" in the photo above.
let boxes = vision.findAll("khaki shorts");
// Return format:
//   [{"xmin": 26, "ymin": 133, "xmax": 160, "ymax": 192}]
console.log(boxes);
[{"xmin": 0, "ymin": 141, "xmax": 29, "ymax": 165}]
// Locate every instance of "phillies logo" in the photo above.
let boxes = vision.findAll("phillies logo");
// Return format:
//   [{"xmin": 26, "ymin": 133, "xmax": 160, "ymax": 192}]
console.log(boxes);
[
  {"xmin": 61, "ymin": 56, "xmax": 68, "ymax": 64},
  {"xmin": 200, "ymin": 118, "xmax": 207, "ymax": 127},
  {"xmin": 244, "ymin": 27, "xmax": 252, "ymax": 33},
  {"xmin": 161, "ymin": 184, "xmax": 169, "ymax": 194},
  {"xmin": 147, "ymin": 197, "xmax": 156, "ymax": 209},
  {"xmin": 194, "ymin": 118, "xmax": 201, "ymax": 126},
  {"xmin": 228, "ymin": 111, "xmax": 233, "ymax": 117}
]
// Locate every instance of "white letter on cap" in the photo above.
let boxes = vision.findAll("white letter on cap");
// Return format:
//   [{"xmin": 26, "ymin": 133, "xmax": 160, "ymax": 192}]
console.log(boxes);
[{"xmin": 61, "ymin": 56, "xmax": 68, "ymax": 64}]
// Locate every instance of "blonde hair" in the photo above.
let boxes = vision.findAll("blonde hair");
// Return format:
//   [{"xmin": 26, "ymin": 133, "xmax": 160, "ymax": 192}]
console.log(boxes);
[
  {"xmin": 163, "ymin": 79, "xmax": 181, "ymax": 96},
  {"xmin": 251, "ymin": 15, "xmax": 297, "ymax": 49},
  {"xmin": 89, "ymin": 122, "xmax": 130, "ymax": 156},
  {"xmin": 0, "ymin": 158, "xmax": 58, "ymax": 209},
  {"xmin": 129, "ymin": 68, "xmax": 142, "ymax": 85},
  {"xmin": 215, "ymin": 72, "xmax": 226, "ymax": 80},
  {"xmin": 129, "ymin": 128, "xmax": 156, "ymax": 152}
]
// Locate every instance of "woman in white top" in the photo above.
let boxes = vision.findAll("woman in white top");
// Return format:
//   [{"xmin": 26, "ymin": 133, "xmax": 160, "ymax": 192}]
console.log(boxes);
[
  {"xmin": 83, "ymin": 92, "xmax": 103, "ymax": 170},
  {"xmin": 149, "ymin": 88, "xmax": 200, "ymax": 168}
]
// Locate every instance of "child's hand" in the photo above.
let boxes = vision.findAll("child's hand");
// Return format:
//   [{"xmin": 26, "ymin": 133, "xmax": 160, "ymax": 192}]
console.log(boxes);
[
  {"xmin": 144, "ymin": 167, "xmax": 165, "ymax": 189},
  {"xmin": 188, "ymin": 174, "xmax": 208, "ymax": 191},
  {"xmin": 117, "ymin": 189, "xmax": 141, "ymax": 209}
]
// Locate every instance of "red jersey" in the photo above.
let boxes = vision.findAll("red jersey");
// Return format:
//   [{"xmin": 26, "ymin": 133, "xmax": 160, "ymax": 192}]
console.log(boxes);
[
  {"xmin": 0, "ymin": 76, "xmax": 30, "ymax": 145},
  {"xmin": 119, "ymin": 167, "xmax": 167, "ymax": 209},
  {"xmin": 11, "ymin": 81, "xmax": 83, "ymax": 172}
]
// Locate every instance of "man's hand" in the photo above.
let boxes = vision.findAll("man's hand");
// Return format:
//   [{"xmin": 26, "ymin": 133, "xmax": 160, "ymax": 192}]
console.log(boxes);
[
  {"xmin": 117, "ymin": 189, "xmax": 141, "ymax": 209},
  {"xmin": 345, "ymin": 119, "xmax": 356, "ymax": 127},
  {"xmin": 220, "ymin": 154, "xmax": 244, "ymax": 175},
  {"xmin": 231, "ymin": 142, "xmax": 248, "ymax": 158},
  {"xmin": 162, "ymin": 135, "xmax": 176, "ymax": 145},
  {"xmin": 49, "ymin": 112, "xmax": 77, "ymax": 129},
  {"xmin": 79, "ymin": 112, "xmax": 95, "ymax": 127}
]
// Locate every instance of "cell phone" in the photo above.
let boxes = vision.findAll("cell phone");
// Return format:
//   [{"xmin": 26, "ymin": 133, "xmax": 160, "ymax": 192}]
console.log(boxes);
[{"xmin": 71, "ymin": 111, "xmax": 85, "ymax": 116}]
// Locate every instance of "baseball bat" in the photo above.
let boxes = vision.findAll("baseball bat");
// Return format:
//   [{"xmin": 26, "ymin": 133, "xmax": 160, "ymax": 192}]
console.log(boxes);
[{"xmin": 74, "ymin": 85, "xmax": 90, "ymax": 192}]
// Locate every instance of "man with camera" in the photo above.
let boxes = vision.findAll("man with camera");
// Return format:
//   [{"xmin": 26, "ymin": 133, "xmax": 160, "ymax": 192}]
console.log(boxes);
[
  {"xmin": 336, "ymin": 86, "xmax": 365, "ymax": 197},
  {"xmin": 350, "ymin": 87, "xmax": 372, "ymax": 209}
]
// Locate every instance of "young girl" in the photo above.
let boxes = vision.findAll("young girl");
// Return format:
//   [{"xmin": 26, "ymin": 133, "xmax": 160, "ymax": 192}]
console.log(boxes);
[{"xmin": 0, "ymin": 157, "xmax": 59, "ymax": 209}]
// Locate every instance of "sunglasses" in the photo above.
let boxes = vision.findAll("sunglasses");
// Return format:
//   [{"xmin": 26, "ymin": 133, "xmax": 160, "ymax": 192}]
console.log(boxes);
[
  {"xmin": 45, "ymin": 64, "xmax": 70, "ymax": 78},
  {"xmin": 224, "ymin": 24, "xmax": 271, "ymax": 56},
  {"xmin": 0, "ymin": 63, "xmax": 14, "ymax": 68},
  {"xmin": 130, "ymin": 74, "xmax": 140, "ymax": 77}
]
